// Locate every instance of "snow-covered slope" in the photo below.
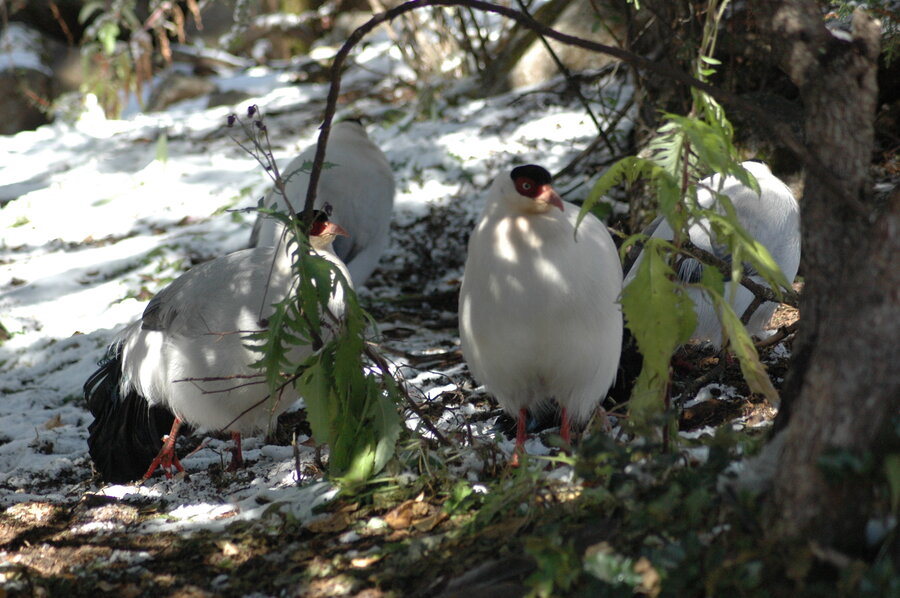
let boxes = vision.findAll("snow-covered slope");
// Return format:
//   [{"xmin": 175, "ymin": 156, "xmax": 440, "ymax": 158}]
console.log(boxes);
[{"xmin": 0, "ymin": 36, "xmax": 633, "ymax": 531}]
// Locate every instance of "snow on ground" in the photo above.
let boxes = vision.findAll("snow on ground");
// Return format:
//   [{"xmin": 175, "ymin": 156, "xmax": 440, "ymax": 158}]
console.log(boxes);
[{"xmin": 0, "ymin": 38, "xmax": 634, "ymax": 532}]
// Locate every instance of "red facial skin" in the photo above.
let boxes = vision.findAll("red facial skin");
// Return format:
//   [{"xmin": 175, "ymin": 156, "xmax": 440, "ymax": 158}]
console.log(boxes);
[
  {"xmin": 311, "ymin": 220, "xmax": 349, "ymax": 238},
  {"xmin": 514, "ymin": 177, "xmax": 564, "ymax": 211}
]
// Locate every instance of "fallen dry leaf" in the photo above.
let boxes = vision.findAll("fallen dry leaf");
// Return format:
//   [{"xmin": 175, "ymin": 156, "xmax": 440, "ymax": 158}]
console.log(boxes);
[
  {"xmin": 43, "ymin": 414, "xmax": 63, "ymax": 430},
  {"xmin": 306, "ymin": 511, "xmax": 352, "ymax": 534},
  {"xmin": 384, "ymin": 498, "xmax": 431, "ymax": 530}
]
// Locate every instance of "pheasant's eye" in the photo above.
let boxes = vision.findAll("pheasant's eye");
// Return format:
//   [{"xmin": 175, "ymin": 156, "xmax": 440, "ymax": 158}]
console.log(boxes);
[{"xmin": 515, "ymin": 177, "xmax": 538, "ymax": 197}]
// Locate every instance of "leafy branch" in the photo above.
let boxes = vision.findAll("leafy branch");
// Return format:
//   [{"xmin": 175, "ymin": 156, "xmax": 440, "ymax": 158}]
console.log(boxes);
[
  {"xmin": 578, "ymin": 0, "xmax": 789, "ymax": 432},
  {"xmin": 227, "ymin": 108, "xmax": 406, "ymax": 492}
]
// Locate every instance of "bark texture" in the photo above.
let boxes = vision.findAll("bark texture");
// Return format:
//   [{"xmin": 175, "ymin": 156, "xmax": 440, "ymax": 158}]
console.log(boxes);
[{"xmin": 755, "ymin": 2, "xmax": 900, "ymax": 551}]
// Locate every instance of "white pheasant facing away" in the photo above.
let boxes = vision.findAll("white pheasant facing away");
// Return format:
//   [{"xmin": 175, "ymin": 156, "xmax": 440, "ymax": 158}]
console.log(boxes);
[
  {"xmin": 459, "ymin": 164, "xmax": 624, "ymax": 463},
  {"xmin": 250, "ymin": 120, "xmax": 395, "ymax": 287},
  {"xmin": 625, "ymin": 160, "xmax": 800, "ymax": 344},
  {"xmin": 86, "ymin": 210, "xmax": 351, "ymax": 482}
]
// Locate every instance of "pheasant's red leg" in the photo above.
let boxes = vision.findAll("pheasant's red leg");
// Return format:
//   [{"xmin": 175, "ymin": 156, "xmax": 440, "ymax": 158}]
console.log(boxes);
[
  {"xmin": 143, "ymin": 417, "xmax": 185, "ymax": 480},
  {"xmin": 560, "ymin": 407, "xmax": 571, "ymax": 446},
  {"xmin": 227, "ymin": 432, "xmax": 244, "ymax": 471},
  {"xmin": 510, "ymin": 408, "xmax": 528, "ymax": 467}
]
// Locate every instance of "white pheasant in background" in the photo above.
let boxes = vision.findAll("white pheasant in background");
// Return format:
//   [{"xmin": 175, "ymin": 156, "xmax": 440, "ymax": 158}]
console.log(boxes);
[
  {"xmin": 459, "ymin": 164, "xmax": 623, "ymax": 463},
  {"xmin": 86, "ymin": 209, "xmax": 350, "ymax": 482},
  {"xmin": 624, "ymin": 160, "xmax": 801, "ymax": 344},
  {"xmin": 250, "ymin": 120, "xmax": 395, "ymax": 287}
]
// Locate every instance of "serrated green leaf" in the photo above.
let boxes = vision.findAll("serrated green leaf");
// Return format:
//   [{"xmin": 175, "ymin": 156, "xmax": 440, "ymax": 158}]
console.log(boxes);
[
  {"xmin": 654, "ymin": 173, "xmax": 685, "ymax": 233},
  {"xmin": 369, "ymin": 379, "xmax": 402, "ymax": 473},
  {"xmin": 710, "ymin": 292, "xmax": 779, "ymax": 404},
  {"xmin": 335, "ymin": 435, "xmax": 377, "ymax": 490},
  {"xmin": 297, "ymin": 351, "xmax": 336, "ymax": 447},
  {"xmin": 245, "ymin": 143, "xmax": 404, "ymax": 492},
  {"xmin": 704, "ymin": 209, "xmax": 791, "ymax": 294},
  {"xmin": 699, "ymin": 258, "xmax": 725, "ymax": 295},
  {"xmin": 578, "ymin": 156, "xmax": 639, "ymax": 230},
  {"xmin": 623, "ymin": 240, "xmax": 697, "ymax": 428},
  {"xmin": 579, "ymin": 157, "xmax": 674, "ymax": 234}
]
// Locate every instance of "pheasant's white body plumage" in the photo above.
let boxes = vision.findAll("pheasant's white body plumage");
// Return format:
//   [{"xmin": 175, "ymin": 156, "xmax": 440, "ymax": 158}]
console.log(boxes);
[
  {"xmin": 86, "ymin": 216, "xmax": 350, "ymax": 480},
  {"xmin": 627, "ymin": 161, "xmax": 800, "ymax": 344},
  {"xmin": 459, "ymin": 165, "xmax": 623, "ymax": 452},
  {"xmin": 251, "ymin": 121, "xmax": 394, "ymax": 286},
  {"xmin": 119, "ymin": 240, "xmax": 349, "ymax": 434}
]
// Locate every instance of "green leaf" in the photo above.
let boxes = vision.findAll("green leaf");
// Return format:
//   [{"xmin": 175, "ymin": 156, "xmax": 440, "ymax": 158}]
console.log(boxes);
[
  {"xmin": 708, "ymin": 291, "xmax": 779, "ymax": 404},
  {"xmin": 444, "ymin": 481, "xmax": 477, "ymax": 515},
  {"xmin": 623, "ymin": 240, "xmax": 697, "ymax": 429},
  {"xmin": 668, "ymin": 115, "xmax": 733, "ymax": 176},
  {"xmin": 155, "ymin": 132, "xmax": 168, "ymax": 163},
  {"xmin": 647, "ymin": 117, "xmax": 689, "ymax": 174},
  {"xmin": 297, "ymin": 352, "xmax": 336, "ymax": 447},
  {"xmin": 241, "ymin": 126, "xmax": 403, "ymax": 493},
  {"xmin": 583, "ymin": 545, "xmax": 643, "ymax": 588},
  {"xmin": 578, "ymin": 156, "xmax": 638, "ymax": 230},
  {"xmin": 525, "ymin": 534, "xmax": 580, "ymax": 597},
  {"xmin": 369, "ymin": 379, "xmax": 403, "ymax": 474},
  {"xmin": 78, "ymin": 1, "xmax": 106, "ymax": 24},
  {"xmin": 699, "ymin": 258, "xmax": 725, "ymax": 296},
  {"xmin": 703, "ymin": 208, "xmax": 791, "ymax": 295},
  {"xmin": 98, "ymin": 21, "xmax": 120, "ymax": 56},
  {"xmin": 579, "ymin": 156, "xmax": 673, "ymax": 233}
]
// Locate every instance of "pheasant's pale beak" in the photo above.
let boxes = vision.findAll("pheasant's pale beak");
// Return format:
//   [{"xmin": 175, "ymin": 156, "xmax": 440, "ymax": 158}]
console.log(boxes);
[
  {"xmin": 327, "ymin": 222, "xmax": 350, "ymax": 238},
  {"xmin": 537, "ymin": 185, "xmax": 564, "ymax": 211}
]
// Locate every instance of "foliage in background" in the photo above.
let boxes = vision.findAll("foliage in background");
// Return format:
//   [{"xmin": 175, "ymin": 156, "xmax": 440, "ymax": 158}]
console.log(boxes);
[
  {"xmin": 227, "ymin": 107, "xmax": 403, "ymax": 492},
  {"xmin": 78, "ymin": 0, "xmax": 201, "ymax": 116}
]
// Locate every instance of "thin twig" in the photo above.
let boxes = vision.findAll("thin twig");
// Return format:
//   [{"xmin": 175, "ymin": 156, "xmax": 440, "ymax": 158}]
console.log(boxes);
[
  {"xmin": 739, "ymin": 294, "xmax": 765, "ymax": 326},
  {"xmin": 293, "ymin": 429, "xmax": 303, "ymax": 486},
  {"xmin": 303, "ymin": 0, "xmax": 860, "ymax": 219},
  {"xmin": 554, "ymin": 134, "xmax": 625, "ymax": 180},
  {"xmin": 512, "ymin": 0, "xmax": 616, "ymax": 155},
  {"xmin": 680, "ymin": 241, "xmax": 801, "ymax": 308},
  {"xmin": 364, "ymin": 344, "xmax": 453, "ymax": 447},
  {"xmin": 755, "ymin": 320, "xmax": 800, "ymax": 349}
]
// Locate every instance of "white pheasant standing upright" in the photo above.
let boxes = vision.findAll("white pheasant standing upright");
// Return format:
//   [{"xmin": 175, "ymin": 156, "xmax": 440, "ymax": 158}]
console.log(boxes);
[
  {"xmin": 86, "ymin": 209, "xmax": 350, "ymax": 481},
  {"xmin": 625, "ymin": 160, "xmax": 800, "ymax": 344},
  {"xmin": 250, "ymin": 120, "xmax": 395, "ymax": 287},
  {"xmin": 459, "ymin": 164, "xmax": 623, "ymax": 462}
]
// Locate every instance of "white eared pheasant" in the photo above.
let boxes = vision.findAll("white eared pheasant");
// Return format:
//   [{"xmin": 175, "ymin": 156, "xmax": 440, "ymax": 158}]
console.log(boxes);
[
  {"xmin": 625, "ymin": 160, "xmax": 800, "ymax": 344},
  {"xmin": 459, "ymin": 164, "xmax": 623, "ymax": 462},
  {"xmin": 250, "ymin": 120, "xmax": 395, "ymax": 287},
  {"xmin": 86, "ymin": 210, "xmax": 350, "ymax": 482}
]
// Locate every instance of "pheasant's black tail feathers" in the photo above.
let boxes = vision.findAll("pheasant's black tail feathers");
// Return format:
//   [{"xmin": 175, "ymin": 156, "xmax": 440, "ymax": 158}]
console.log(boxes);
[{"xmin": 85, "ymin": 344, "xmax": 176, "ymax": 483}]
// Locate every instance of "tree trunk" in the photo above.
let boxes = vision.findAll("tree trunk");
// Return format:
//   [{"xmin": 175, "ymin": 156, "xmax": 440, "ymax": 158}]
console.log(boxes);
[{"xmin": 755, "ymin": 2, "xmax": 900, "ymax": 552}]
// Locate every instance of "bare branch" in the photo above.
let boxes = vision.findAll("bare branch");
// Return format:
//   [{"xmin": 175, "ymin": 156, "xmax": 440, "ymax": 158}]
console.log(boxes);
[
  {"xmin": 364, "ymin": 344, "xmax": 453, "ymax": 447},
  {"xmin": 755, "ymin": 320, "xmax": 800, "ymax": 349},
  {"xmin": 680, "ymin": 240, "xmax": 801, "ymax": 308},
  {"xmin": 304, "ymin": 0, "xmax": 850, "ymax": 220}
]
